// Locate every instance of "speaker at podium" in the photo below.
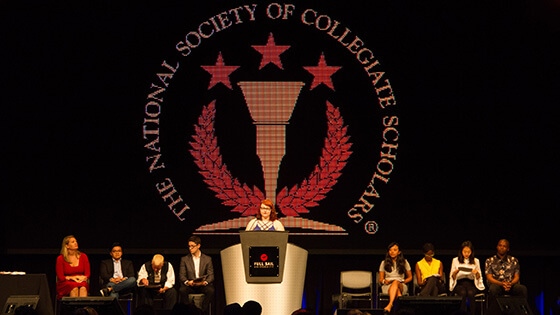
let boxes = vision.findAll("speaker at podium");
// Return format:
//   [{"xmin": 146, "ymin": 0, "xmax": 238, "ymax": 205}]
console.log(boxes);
[{"xmin": 220, "ymin": 231, "xmax": 308, "ymax": 315}]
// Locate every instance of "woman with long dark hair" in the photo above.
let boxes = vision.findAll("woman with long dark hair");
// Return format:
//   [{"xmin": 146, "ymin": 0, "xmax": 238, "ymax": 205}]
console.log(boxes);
[{"xmin": 378, "ymin": 242, "xmax": 412, "ymax": 313}]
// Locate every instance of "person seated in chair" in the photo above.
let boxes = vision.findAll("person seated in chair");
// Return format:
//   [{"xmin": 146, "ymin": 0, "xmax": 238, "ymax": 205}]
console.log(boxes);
[
  {"xmin": 55, "ymin": 235, "xmax": 90, "ymax": 299},
  {"xmin": 450, "ymin": 241, "xmax": 485, "ymax": 315},
  {"xmin": 179, "ymin": 235, "xmax": 214, "ymax": 315},
  {"xmin": 378, "ymin": 242, "xmax": 413, "ymax": 314},
  {"xmin": 137, "ymin": 254, "xmax": 178, "ymax": 310},
  {"xmin": 415, "ymin": 242, "xmax": 446, "ymax": 296},
  {"xmin": 485, "ymin": 239, "xmax": 528, "ymax": 310},
  {"xmin": 99, "ymin": 242, "xmax": 137, "ymax": 298}
]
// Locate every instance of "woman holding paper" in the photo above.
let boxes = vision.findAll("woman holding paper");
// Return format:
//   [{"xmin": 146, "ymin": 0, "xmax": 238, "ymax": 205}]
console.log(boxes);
[
  {"xmin": 415, "ymin": 242, "xmax": 446, "ymax": 296},
  {"xmin": 449, "ymin": 241, "xmax": 485, "ymax": 315}
]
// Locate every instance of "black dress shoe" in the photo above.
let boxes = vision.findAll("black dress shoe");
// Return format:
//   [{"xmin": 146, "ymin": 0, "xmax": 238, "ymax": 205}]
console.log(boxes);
[{"xmin": 100, "ymin": 288, "xmax": 109, "ymax": 297}]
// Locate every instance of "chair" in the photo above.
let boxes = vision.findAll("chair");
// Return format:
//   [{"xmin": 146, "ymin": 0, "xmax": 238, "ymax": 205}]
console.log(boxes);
[
  {"xmin": 118, "ymin": 292, "xmax": 135, "ymax": 315},
  {"xmin": 451, "ymin": 273, "xmax": 491, "ymax": 315},
  {"xmin": 54, "ymin": 278, "xmax": 91, "ymax": 315},
  {"xmin": 450, "ymin": 291, "xmax": 486, "ymax": 315},
  {"xmin": 98, "ymin": 276, "xmax": 135, "ymax": 315},
  {"xmin": 413, "ymin": 271, "xmax": 419, "ymax": 296},
  {"xmin": 375, "ymin": 271, "xmax": 389, "ymax": 308},
  {"xmin": 339, "ymin": 270, "xmax": 374, "ymax": 309},
  {"xmin": 188, "ymin": 293, "xmax": 211, "ymax": 315},
  {"xmin": 54, "ymin": 277, "xmax": 92, "ymax": 309},
  {"xmin": 450, "ymin": 276, "xmax": 487, "ymax": 315},
  {"xmin": 474, "ymin": 292, "xmax": 486, "ymax": 315},
  {"xmin": 375, "ymin": 271, "xmax": 412, "ymax": 309},
  {"xmin": 413, "ymin": 271, "xmax": 447, "ymax": 296}
]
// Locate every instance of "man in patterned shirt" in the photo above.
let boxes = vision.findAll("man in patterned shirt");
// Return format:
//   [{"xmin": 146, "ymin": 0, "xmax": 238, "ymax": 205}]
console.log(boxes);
[{"xmin": 485, "ymin": 239, "xmax": 528, "ymax": 309}]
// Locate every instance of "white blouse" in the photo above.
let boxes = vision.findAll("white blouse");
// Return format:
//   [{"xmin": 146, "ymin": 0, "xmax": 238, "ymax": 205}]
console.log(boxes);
[
  {"xmin": 245, "ymin": 218, "xmax": 285, "ymax": 231},
  {"xmin": 449, "ymin": 257, "xmax": 485, "ymax": 291}
]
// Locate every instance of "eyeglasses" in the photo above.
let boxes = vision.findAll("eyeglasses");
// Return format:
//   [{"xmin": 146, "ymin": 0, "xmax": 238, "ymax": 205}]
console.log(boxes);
[
  {"xmin": 260, "ymin": 207, "xmax": 272, "ymax": 211},
  {"xmin": 188, "ymin": 244, "xmax": 198, "ymax": 249}
]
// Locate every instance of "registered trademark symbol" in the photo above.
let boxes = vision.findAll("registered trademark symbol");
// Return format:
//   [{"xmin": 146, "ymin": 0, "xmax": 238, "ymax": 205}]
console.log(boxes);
[{"xmin": 364, "ymin": 221, "xmax": 378, "ymax": 234}]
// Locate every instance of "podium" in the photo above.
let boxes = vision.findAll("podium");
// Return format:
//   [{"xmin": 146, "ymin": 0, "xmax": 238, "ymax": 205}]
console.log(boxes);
[{"xmin": 220, "ymin": 231, "xmax": 308, "ymax": 315}]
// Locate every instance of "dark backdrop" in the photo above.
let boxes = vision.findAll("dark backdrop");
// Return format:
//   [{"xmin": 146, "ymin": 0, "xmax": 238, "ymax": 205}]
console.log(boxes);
[{"xmin": 1, "ymin": 0, "xmax": 559, "ymax": 314}]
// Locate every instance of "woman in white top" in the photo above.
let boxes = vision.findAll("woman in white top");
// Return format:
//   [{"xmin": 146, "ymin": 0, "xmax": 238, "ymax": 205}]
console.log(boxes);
[
  {"xmin": 449, "ymin": 241, "xmax": 485, "ymax": 315},
  {"xmin": 378, "ymin": 242, "xmax": 412, "ymax": 314},
  {"xmin": 245, "ymin": 199, "xmax": 285, "ymax": 231}
]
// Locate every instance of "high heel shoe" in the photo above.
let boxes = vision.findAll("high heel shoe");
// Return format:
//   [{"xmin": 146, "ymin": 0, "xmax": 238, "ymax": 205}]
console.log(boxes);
[{"xmin": 383, "ymin": 303, "xmax": 392, "ymax": 314}]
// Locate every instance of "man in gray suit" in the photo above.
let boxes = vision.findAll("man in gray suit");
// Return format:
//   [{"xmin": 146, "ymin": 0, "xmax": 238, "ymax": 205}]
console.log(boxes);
[{"xmin": 179, "ymin": 235, "xmax": 214, "ymax": 314}]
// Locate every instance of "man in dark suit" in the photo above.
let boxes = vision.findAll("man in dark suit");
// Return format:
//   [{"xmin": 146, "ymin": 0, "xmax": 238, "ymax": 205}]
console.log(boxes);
[
  {"xmin": 179, "ymin": 235, "xmax": 214, "ymax": 314},
  {"xmin": 99, "ymin": 242, "xmax": 137, "ymax": 297}
]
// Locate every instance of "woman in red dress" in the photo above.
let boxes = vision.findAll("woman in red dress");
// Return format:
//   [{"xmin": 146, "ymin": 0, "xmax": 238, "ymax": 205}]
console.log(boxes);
[{"xmin": 55, "ymin": 235, "xmax": 90, "ymax": 299}]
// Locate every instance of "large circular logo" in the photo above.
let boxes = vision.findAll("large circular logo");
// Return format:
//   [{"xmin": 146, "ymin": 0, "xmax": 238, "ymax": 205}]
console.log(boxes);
[{"xmin": 142, "ymin": 3, "xmax": 399, "ymax": 236}]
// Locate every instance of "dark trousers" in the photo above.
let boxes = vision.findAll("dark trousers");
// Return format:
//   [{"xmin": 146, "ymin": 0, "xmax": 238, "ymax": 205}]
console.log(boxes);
[
  {"xmin": 179, "ymin": 284, "xmax": 214, "ymax": 314},
  {"xmin": 487, "ymin": 283, "xmax": 528, "ymax": 311},
  {"xmin": 453, "ymin": 279, "xmax": 479, "ymax": 315},
  {"xmin": 138, "ymin": 287, "xmax": 178, "ymax": 310},
  {"xmin": 418, "ymin": 276, "xmax": 446, "ymax": 296}
]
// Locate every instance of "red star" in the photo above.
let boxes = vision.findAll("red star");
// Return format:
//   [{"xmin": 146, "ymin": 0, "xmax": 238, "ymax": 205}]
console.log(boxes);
[
  {"xmin": 252, "ymin": 33, "xmax": 290, "ymax": 70},
  {"xmin": 303, "ymin": 53, "xmax": 341, "ymax": 90},
  {"xmin": 201, "ymin": 52, "xmax": 239, "ymax": 89}
]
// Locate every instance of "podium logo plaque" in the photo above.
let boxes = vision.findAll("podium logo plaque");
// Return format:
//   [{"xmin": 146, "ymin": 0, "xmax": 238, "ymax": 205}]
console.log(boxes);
[{"xmin": 249, "ymin": 246, "xmax": 279, "ymax": 277}]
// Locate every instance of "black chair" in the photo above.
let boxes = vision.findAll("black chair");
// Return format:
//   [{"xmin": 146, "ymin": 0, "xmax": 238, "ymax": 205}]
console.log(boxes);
[
  {"xmin": 54, "ymin": 278, "xmax": 90, "ymax": 315},
  {"xmin": 98, "ymin": 276, "xmax": 135, "ymax": 315},
  {"xmin": 187, "ymin": 293, "xmax": 211, "ymax": 315},
  {"xmin": 449, "ymin": 276, "xmax": 487, "ymax": 315},
  {"xmin": 474, "ymin": 292, "xmax": 487, "ymax": 315},
  {"xmin": 413, "ymin": 271, "xmax": 447, "ymax": 296}
]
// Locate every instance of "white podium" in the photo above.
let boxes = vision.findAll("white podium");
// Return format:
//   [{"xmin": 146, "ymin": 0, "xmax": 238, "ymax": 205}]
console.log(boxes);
[{"xmin": 220, "ymin": 231, "xmax": 308, "ymax": 315}]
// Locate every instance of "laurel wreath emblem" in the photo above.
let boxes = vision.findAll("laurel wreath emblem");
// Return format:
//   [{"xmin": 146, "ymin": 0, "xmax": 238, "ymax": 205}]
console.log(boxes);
[
  {"xmin": 276, "ymin": 100, "xmax": 352, "ymax": 216},
  {"xmin": 189, "ymin": 98, "xmax": 352, "ymax": 218}
]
